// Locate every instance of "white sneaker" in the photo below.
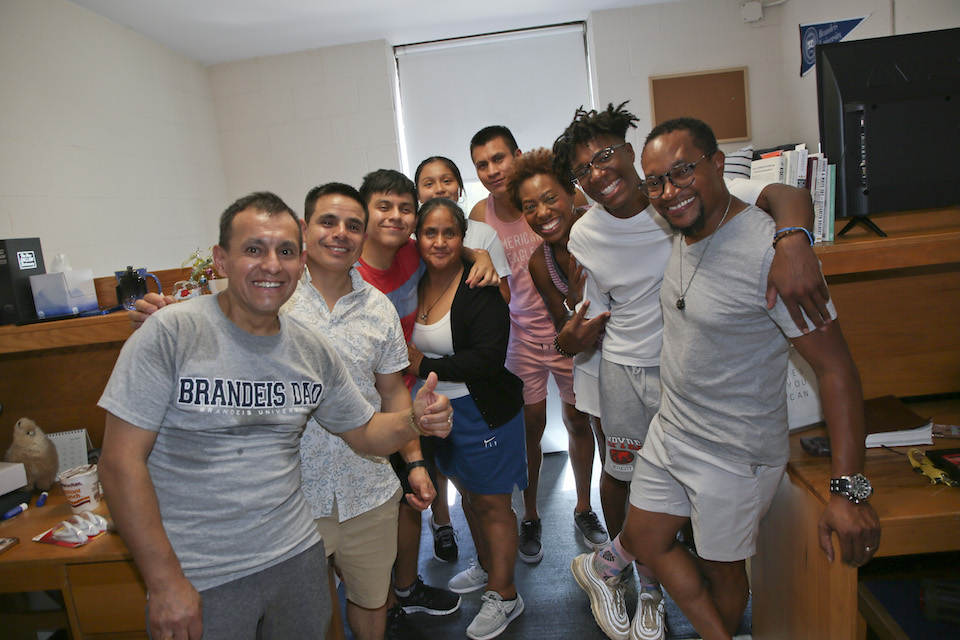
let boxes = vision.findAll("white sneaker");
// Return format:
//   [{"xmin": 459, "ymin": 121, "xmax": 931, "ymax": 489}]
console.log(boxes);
[
  {"xmin": 571, "ymin": 552, "xmax": 629, "ymax": 640},
  {"xmin": 448, "ymin": 560, "xmax": 488, "ymax": 594},
  {"xmin": 630, "ymin": 589, "xmax": 666, "ymax": 640},
  {"xmin": 466, "ymin": 591, "xmax": 524, "ymax": 640}
]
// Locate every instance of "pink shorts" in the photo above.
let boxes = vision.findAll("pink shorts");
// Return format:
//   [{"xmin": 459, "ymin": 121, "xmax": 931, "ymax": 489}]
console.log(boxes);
[{"xmin": 506, "ymin": 334, "xmax": 576, "ymax": 406}]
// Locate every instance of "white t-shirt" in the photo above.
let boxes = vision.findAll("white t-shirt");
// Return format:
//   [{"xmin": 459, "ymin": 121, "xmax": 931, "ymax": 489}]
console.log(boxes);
[
  {"xmin": 567, "ymin": 178, "xmax": 766, "ymax": 367},
  {"xmin": 464, "ymin": 219, "xmax": 512, "ymax": 278}
]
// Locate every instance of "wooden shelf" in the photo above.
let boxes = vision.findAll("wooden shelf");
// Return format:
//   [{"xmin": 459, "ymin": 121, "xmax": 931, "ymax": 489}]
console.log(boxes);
[
  {"xmin": 807, "ymin": 207, "xmax": 960, "ymax": 399},
  {"xmin": 0, "ymin": 312, "xmax": 132, "ymax": 355},
  {"xmin": 815, "ymin": 207, "xmax": 960, "ymax": 276}
]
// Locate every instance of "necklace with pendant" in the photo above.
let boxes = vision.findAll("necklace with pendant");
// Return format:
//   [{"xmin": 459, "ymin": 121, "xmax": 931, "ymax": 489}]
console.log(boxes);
[
  {"xmin": 419, "ymin": 267, "xmax": 461, "ymax": 321},
  {"xmin": 676, "ymin": 195, "xmax": 732, "ymax": 310}
]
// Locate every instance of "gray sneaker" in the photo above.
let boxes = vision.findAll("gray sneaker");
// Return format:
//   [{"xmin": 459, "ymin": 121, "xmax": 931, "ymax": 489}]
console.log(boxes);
[
  {"xmin": 574, "ymin": 510, "xmax": 610, "ymax": 548},
  {"xmin": 630, "ymin": 589, "xmax": 666, "ymax": 640},
  {"xmin": 466, "ymin": 591, "xmax": 524, "ymax": 640},
  {"xmin": 571, "ymin": 552, "xmax": 629, "ymax": 640},
  {"xmin": 448, "ymin": 561, "xmax": 488, "ymax": 594}
]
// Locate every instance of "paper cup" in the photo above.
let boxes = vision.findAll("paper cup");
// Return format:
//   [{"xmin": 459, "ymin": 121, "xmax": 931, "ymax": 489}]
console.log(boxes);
[
  {"xmin": 207, "ymin": 278, "xmax": 229, "ymax": 294},
  {"xmin": 60, "ymin": 464, "xmax": 102, "ymax": 513}
]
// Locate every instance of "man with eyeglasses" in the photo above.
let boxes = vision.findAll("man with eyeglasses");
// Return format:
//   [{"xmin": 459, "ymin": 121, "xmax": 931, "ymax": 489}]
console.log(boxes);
[
  {"xmin": 554, "ymin": 103, "xmax": 830, "ymax": 640},
  {"xmin": 575, "ymin": 117, "xmax": 878, "ymax": 640}
]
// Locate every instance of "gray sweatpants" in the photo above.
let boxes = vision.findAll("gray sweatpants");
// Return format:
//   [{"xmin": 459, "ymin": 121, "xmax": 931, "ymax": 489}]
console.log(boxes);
[{"xmin": 149, "ymin": 542, "xmax": 330, "ymax": 640}]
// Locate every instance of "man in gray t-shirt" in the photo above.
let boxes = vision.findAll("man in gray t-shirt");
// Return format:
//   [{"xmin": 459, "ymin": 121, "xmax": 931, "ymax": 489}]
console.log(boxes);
[
  {"xmin": 571, "ymin": 122, "xmax": 880, "ymax": 640},
  {"xmin": 99, "ymin": 192, "xmax": 453, "ymax": 640}
]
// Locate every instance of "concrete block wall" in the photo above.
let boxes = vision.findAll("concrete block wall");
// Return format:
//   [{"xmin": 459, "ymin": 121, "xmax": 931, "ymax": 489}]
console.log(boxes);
[
  {"xmin": 589, "ymin": 0, "xmax": 959, "ymax": 156},
  {"xmin": 3, "ymin": 0, "xmax": 957, "ymax": 277},
  {"xmin": 0, "ymin": 0, "xmax": 226, "ymax": 277},
  {"xmin": 207, "ymin": 40, "xmax": 400, "ymax": 216}
]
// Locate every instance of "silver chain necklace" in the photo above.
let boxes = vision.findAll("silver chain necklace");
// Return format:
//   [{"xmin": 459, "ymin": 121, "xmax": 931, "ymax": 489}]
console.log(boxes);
[{"xmin": 676, "ymin": 195, "xmax": 732, "ymax": 310}]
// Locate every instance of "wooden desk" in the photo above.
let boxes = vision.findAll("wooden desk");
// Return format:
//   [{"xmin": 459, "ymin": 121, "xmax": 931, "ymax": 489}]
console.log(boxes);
[
  {"xmin": 0, "ymin": 487, "xmax": 147, "ymax": 639},
  {"xmin": 0, "ymin": 312, "xmax": 133, "ymax": 457},
  {"xmin": 0, "ymin": 267, "xmax": 190, "ymax": 455},
  {"xmin": 752, "ymin": 399, "xmax": 960, "ymax": 639},
  {"xmin": 814, "ymin": 208, "xmax": 960, "ymax": 398}
]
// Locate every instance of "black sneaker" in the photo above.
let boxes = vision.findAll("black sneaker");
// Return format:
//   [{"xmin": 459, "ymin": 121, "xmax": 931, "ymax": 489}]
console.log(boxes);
[
  {"xmin": 430, "ymin": 513, "xmax": 458, "ymax": 563},
  {"xmin": 574, "ymin": 510, "xmax": 610, "ymax": 548},
  {"xmin": 397, "ymin": 576, "xmax": 461, "ymax": 616},
  {"xmin": 385, "ymin": 604, "xmax": 427, "ymax": 640},
  {"xmin": 518, "ymin": 519, "xmax": 543, "ymax": 563}
]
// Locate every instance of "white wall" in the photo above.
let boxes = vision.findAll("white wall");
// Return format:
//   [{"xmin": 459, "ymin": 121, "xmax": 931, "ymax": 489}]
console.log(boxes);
[
  {"xmin": 0, "ymin": 0, "xmax": 226, "ymax": 278},
  {"xmin": 207, "ymin": 41, "xmax": 400, "ymax": 217},
  {"xmin": 588, "ymin": 0, "xmax": 960, "ymax": 156}
]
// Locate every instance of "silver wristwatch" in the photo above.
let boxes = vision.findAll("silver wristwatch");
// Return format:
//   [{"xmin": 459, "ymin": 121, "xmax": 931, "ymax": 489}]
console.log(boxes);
[{"xmin": 830, "ymin": 473, "xmax": 873, "ymax": 504}]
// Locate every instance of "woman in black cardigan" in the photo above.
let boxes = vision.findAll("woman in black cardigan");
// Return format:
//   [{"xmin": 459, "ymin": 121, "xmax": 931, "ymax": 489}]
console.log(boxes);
[{"xmin": 406, "ymin": 197, "xmax": 527, "ymax": 639}]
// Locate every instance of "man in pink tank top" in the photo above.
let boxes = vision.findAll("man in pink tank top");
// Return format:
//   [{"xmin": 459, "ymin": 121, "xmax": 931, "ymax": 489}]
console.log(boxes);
[{"xmin": 467, "ymin": 126, "xmax": 609, "ymax": 565}]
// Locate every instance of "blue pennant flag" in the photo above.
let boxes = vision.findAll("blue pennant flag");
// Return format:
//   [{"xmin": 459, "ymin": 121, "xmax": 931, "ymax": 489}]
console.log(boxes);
[{"xmin": 799, "ymin": 15, "xmax": 870, "ymax": 76}]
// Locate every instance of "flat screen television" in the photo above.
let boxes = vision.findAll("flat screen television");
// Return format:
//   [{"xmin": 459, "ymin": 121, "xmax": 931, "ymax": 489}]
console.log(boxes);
[{"xmin": 815, "ymin": 28, "xmax": 960, "ymax": 236}]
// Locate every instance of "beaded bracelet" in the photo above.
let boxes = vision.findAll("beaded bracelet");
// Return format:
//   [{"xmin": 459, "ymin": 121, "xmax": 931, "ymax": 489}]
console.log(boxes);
[
  {"xmin": 773, "ymin": 226, "xmax": 814, "ymax": 248},
  {"xmin": 408, "ymin": 408, "xmax": 428, "ymax": 437},
  {"xmin": 554, "ymin": 333, "xmax": 575, "ymax": 358}
]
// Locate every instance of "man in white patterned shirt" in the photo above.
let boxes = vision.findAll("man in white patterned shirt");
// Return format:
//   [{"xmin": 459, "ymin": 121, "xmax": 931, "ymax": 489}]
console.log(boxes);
[{"xmin": 288, "ymin": 182, "xmax": 456, "ymax": 640}]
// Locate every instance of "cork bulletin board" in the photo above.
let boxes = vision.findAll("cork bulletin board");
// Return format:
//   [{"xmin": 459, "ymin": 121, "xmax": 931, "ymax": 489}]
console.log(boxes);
[{"xmin": 649, "ymin": 67, "xmax": 750, "ymax": 143}]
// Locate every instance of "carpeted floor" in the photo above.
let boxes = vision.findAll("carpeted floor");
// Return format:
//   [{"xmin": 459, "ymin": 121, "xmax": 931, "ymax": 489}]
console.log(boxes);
[{"xmin": 338, "ymin": 451, "xmax": 751, "ymax": 639}]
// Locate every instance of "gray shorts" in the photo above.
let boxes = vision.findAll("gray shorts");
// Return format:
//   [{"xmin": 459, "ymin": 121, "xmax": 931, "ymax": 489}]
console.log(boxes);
[
  {"xmin": 193, "ymin": 543, "xmax": 330, "ymax": 639},
  {"xmin": 599, "ymin": 359, "xmax": 661, "ymax": 481},
  {"xmin": 630, "ymin": 415, "xmax": 786, "ymax": 562}
]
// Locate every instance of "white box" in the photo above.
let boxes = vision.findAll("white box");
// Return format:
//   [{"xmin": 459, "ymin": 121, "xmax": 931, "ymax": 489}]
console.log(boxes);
[
  {"xmin": 0, "ymin": 461, "xmax": 27, "ymax": 495},
  {"xmin": 29, "ymin": 269, "xmax": 98, "ymax": 319}
]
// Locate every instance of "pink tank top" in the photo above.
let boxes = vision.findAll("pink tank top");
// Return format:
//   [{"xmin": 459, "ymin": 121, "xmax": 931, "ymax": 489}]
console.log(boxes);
[{"xmin": 483, "ymin": 196, "xmax": 555, "ymax": 343}]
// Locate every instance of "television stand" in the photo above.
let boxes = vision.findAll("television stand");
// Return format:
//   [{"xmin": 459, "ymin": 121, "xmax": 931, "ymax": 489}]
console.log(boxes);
[{"xmin": 837, "ymin": 215, "xmax": 887, "ymax": 238}]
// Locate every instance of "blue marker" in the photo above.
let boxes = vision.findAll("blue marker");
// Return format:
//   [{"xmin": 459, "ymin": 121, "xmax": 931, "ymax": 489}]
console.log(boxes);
[
  {"xmin": 36, "ymin": 492, "xmax": 49, "ymax": 507},
  {"xmin": 1, "ymin": 503, "xmax": 28, "ymax": 521}
]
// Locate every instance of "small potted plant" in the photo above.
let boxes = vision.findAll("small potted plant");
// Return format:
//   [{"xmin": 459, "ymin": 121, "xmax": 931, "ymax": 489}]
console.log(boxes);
[{"xmin": 176, "ymin": 248, "xmax": 227, "ymax": 299}]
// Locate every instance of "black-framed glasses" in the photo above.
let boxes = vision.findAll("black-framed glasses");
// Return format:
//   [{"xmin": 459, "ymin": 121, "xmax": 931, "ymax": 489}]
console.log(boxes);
[
  {"xmin": 639, "ymin": 154, "xmax": 707, "ymax": 199},
  {"xmin": 570, "ymin": 143, "xmax": 627, "ymax": 182}
]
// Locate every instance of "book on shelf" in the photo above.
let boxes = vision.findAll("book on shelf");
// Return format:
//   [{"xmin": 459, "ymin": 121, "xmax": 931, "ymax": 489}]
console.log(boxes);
[
  {"xmin": 826, "ymin": 164, "xmax": 837, "ymax": 241},
  {"xmin": 751, "ymin": 154, "xmax": 785, "ymax": 184},
  {"xmin": 749, "ymin": 145, "xmax": 836, "ymax": 243},
  {"xmin": 804, "ymin": 152, "xmax": 819, "ymax": 191},
  {"xmin": 808, "ymin": 153, "xmax": 825, "ymax": 241},
  {"xmin": 783, "ymin": 149, "xmax": 799, "ymax": 188},
  {"xmin": 794, "ymin": 145, "xmax": 808, "ymax": 189}
]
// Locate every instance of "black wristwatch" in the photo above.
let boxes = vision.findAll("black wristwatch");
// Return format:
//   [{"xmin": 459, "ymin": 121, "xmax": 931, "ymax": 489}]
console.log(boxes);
[
  {"xmin": 405, "ymin": 460, "xmax": 428, "ymax": 474},
  {"xmin": 830, "ymin": 473, "xmax": 873, "ymax": 504}
]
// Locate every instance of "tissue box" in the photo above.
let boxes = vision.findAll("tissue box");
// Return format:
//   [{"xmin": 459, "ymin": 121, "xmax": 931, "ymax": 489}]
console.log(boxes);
[
  {"xmin": 29, "ymin": 269, "xmax": 98, "ymax": 319},
  {"xmin": 0, "ymin": 462, "xmax": 27, "ymax": 496}
]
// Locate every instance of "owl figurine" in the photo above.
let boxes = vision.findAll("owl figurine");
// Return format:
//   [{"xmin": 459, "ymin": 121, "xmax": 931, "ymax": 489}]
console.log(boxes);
[{"xmin": 4, "ymin": 417, "xmax": 60, "ymax": 491}]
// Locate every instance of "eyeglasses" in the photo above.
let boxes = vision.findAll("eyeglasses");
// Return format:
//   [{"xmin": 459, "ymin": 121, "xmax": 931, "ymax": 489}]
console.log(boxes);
[
  {"xmin": 570, "ymin": 143, "xmax": 627, "ymax": 182},
  {"xmin": 639, "ymin": 154, "xmax": 708, "ymax": 199}
]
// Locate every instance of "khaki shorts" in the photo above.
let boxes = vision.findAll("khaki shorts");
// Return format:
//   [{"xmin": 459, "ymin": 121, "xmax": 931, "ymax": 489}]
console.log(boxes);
[
  {"xmin": 314, "ymin": 488, "xmax": 401, "ymax": 608},
  {"xmin": 629, "ymin": 415, "xmax": 785, "ymax": 562}
]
